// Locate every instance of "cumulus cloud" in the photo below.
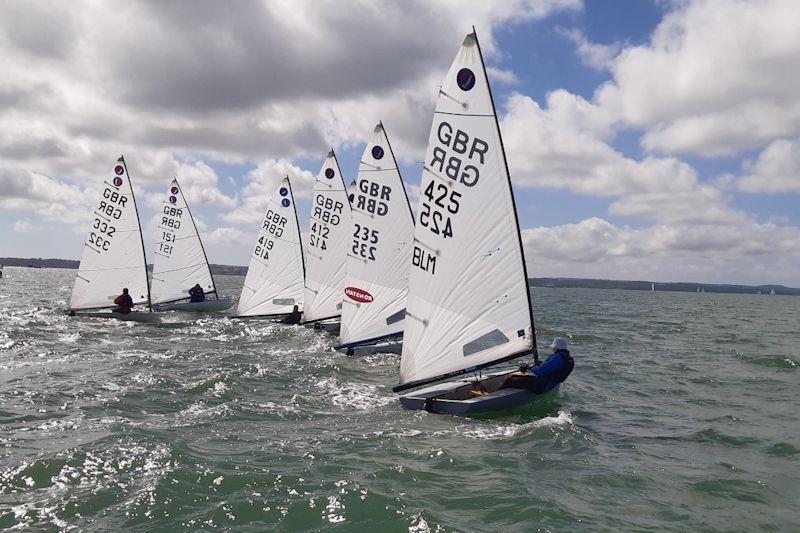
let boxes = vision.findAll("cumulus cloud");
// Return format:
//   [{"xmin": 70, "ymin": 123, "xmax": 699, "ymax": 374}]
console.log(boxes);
[
  {"xmin": 737, "ymin": 138, "xmax": 800, "ymax": 193},
  {"xmin": 594, "ymin": 0, "xmax": 800, "ymax": 156},
  {"xmin": 558, "ymin": 28, "xmax": 620, "ymax": 71},
  {"xmin": 13, "ymin": 220, "xmax": 37, "ymax": 234},
  {"xmin": 220, "ymin": 159, "xmax": 316, "ymax": 226}
]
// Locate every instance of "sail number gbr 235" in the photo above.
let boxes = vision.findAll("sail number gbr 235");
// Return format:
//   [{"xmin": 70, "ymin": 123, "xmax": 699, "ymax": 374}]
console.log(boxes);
[{"xmin": 413, "ymin": 120, "xmax": 489, "ymax": 276}]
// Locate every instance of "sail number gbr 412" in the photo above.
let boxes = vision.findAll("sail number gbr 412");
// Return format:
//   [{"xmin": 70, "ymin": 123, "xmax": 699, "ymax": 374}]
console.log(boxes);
[{"xmin": 413, "ymin": 120, "xmax": 489, "ymax": 276}]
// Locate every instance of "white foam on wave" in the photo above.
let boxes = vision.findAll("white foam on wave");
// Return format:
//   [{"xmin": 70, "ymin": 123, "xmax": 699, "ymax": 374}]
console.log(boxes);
[
  {"xmin": 455, "ymin": 410, "xmax": 575, "ymax": 440},
  {"xmin": 314, "ymin": 377, "xmax": 394, "ymax": 410}
]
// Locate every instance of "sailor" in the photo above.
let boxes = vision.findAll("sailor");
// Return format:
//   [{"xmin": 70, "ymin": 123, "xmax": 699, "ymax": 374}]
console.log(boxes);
[
  {"xmin": 280, "ymin": 305, "xmax": 302, "ymax": 325},
  {"xmin": 113, "ymin": 288, "xmax": 134, "ymax": 314},
  {"xmin": 500, "ymin": 337, "xmax": 574, "ymax": 393},
  {"xmin": 188, "ymin": 284, "xmax": 206, "ymax": 303}
]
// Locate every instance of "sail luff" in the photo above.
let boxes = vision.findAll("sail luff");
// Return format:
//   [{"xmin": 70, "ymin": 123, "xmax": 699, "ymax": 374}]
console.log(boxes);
[
  {"xmin": 69, "ymin": 155, "xmax": 151, "ymax": 311},
  {"xmin": 397, "ymin": 30, "xmax": 536, "ymax": 389},
  {"xmin": 302, "ymin": 150, "xmax": 352, "ymax": 323},
  {"xmin": 150, "ymin": 178, "xmax": 215, "ymax": 305},
  {"xmin": 175, "ymin": 178, "xmax": 218, "ymax": 300},
  {"xmin": 236, "ymin": 176, "xmax": 305, "ymax": 317},
  {"xmin": 472, "ymin": 28, "xmax": 537, "ymax": 363},
  {"xmin": 339, "ymin": 123, "xmax": 415, "ymax": 346},
  {"xmin": 120, "ymin": 155, "xmax": 152, "ymax": 311}
]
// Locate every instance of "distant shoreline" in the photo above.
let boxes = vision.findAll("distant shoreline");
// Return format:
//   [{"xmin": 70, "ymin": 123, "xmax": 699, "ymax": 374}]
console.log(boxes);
[{"xmin": 2, "ymin": 257, "xmax": 798, "ymax": 296}]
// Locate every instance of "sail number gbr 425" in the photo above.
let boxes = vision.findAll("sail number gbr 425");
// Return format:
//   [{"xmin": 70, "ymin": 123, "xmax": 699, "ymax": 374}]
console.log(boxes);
[{"xmin": 413, "ymin": 120, "xmax": 489, "ymax": 276}]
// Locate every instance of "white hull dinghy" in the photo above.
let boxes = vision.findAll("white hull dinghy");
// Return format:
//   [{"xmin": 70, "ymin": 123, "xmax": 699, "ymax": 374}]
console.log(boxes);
[
  {"xmin": 336, "ymin": 123, "xmax": 415, "ymax": 356},
  {"xmin": 69, "ymin": 155, "xmax": 157, "ymax": 322},
  {"xmin": 72, "ymin": 310, "xmax": 162, "ymax": 323},
  {"xmin": 153, "ymin": 298, "xmax": 233, "ymax": 313},
  {"xmin": 301, "ymin": 151, "xmax": 352, "ymax": 331},
  {"xmin": 236, "ymin": 177, "xmax": 306, "ymax": 321},
  {"xmin": 150, "ymin": 178, "xmax": 230, "ymax": 313},
  {"xmin": 393, "ymin": 30, "xmax": 570, "ymax": 415},
  {"xmin": 398, "ymin": 369, "xmax": 559, "ymax": 415}
]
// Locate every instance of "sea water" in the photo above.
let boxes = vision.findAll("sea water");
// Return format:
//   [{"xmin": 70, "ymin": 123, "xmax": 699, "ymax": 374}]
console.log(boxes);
[{"xmin": 0, "ymin": 267, "xmax": 797, "ymax": 531}]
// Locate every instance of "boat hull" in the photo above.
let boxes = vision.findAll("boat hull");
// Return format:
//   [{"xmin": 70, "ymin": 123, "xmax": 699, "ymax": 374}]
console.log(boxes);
[
  {"xmin": 72, "ymin": 311, "xmax": 161, "ymax": 323},
  {"xmin": 153, "ymin": 298, "xmax": 233, "ymax": 312},
  {"xmin": 340, "ymin": 340, "xmax": 403, "ymax": 356},
  {"xmin": 304, "ymin": 319, "xmax": 341, "ymax": 335},
  {"xmin": 398, "ymin": 370, "xmax": 557, "ymax": 415}
]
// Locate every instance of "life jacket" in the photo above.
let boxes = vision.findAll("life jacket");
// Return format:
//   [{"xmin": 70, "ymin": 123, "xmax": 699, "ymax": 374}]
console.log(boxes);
[{"xmin": 550, "ymin": 350, "xmax": 574, "ymax": 383}]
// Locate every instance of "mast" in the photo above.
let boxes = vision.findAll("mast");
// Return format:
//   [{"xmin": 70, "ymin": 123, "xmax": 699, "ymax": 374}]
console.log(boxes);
[
  {"xmin": 381, "ymin": 121, "xmax": 415, "ymax": 220},
  {"xmin": 175, "ymin": 177, "xmax": 219, "ymax": 300},
  {"xmin": 285, "ymin": 175, "xmax": 306, "ymax": 283},
  {"xmin": 472, "ymin": 27, "xmax": 538, "ymax": 365},
  {"xmin": 394, "ymin": 30, "xmax": 536, "ymax": 392},
  {"xmin": 120, "ymin": 155, "xmax": 152, "ymax": 312}
]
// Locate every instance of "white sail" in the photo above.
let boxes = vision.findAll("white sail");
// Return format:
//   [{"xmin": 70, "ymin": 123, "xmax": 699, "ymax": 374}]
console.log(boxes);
[
  {"xmin": 340, "ymin": 123, "xmax": 414, "ymax": 347},
  {"xmin": 397, "ymin": 31, "xmax": 535, "ymax": 389},
  {"xmin": 303, "ymin": 150, "xmax": 352, "ymax": 323},
  {"xmin": 237, "ymin": 177, "xmax": 305, "ymax": 317},
  {"xmin": 70, "ymin": 156, "xmax": 150, "ymax": 310},
  {"xmin": 150, "ymin": 178, "xmax": 216, "ymax": 305}
]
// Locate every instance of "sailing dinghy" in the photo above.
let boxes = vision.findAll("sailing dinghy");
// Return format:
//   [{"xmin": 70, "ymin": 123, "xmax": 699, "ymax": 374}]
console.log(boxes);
[
  {"xmin": 69, "ymin": 156, "xmax": 159, "ymax": 323},
  {"xmin": 150, "ymin": 178, "xmax": 232, "ymax": 312},
  {"xmin": 394, "ymin": 30, "xmax": 569, "ymax": 415},
  {"xmin": 336, "ymin": 123, "xmax": 414, "ymax": 355},
  {"xmin": 302, "ymin": 150, "xmax": 352, "ymax": 334},
  {"xmin": 237, "ymin": 176, "xmax": 305, "ymax": 319}
]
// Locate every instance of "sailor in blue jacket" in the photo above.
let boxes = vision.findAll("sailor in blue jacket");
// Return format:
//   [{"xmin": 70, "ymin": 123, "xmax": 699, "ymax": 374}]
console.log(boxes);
[{"xmin": 501, "ymin": 337, "xmax": 574, "ymax": 393}]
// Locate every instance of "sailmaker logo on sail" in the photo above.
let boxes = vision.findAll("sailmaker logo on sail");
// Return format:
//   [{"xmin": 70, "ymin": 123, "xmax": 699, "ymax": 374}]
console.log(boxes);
[{"xmin": 344, "ymin": 287, "xmax": 373, "ymax": 303}]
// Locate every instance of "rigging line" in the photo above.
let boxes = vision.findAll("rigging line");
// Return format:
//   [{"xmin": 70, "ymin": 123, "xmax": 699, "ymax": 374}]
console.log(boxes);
[
  {"xmin": 438, "ymin": 89, "xmax": 467, "ymax": 108},
  {"xmin": 77, "ymin": 264, "xmax": 146, "ymax": 272},
  {"xmin": 411, "ymin": 237, "xmax": 440, "ymax": 255},
  {"xmin": 153, "ymin": 262, "xmax": 212, "ymax": 275},
  {"xmin": 433, "ymin": 110, "xmax": 493, "ymax": 117},
  {"xmin": 83, "ymin": 244, "xmax": 102, "ymax": 254}
]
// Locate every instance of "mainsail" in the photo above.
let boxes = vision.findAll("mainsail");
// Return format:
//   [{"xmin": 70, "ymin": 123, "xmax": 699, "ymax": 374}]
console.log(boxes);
[
  {"xmin": 237, "ymin": 176, "xmax": 305, "ymax": 317},
  {"xmin": 396, "ymin": 31, "xmax": 536, "ymax": 391},
  {"xmin": 339, "ymin": 123, "xmax": 414, "ymax": 347},
  {"xmin": 303, "ymin": 150, "xmax": 352, "ymax": 323},
  {"xmin": 70, "ymin": 156, "xmax": 150, "ymax": 311},
  {"xmin": 150, "ymin": 178, "xmax": 217, "ymax": 305}
]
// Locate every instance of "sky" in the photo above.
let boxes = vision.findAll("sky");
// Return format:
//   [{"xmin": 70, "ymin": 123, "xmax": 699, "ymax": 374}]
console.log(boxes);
[{"xmin": 1, "ymin": 0, "xmax": 799, "ymax": 285}]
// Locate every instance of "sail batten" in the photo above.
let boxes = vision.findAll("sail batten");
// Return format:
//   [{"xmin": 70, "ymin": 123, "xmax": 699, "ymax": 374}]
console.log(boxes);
[
  {"xmin": 302, "ymin": 151, "xmax": 352, "ymax": 323},
  {"xmin": 150, "ymin": 178, "xmax": 215, "ymax": 305},
  {"xmin": 339, "ymin": 123, "xmax": 415, "ymax": 346},
  {"xmin": 397, "ymin": 30, "xmax": 536, "ymax": 389},
  {"xmin": 237, "ymin": 176, "xmax": 305, "ymax": 317},
  {"xmin": 69, "ymin": 156, "xmax": 150, "ymax": 311}
]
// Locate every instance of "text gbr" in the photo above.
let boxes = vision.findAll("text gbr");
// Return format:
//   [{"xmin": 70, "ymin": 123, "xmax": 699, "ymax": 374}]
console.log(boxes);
[{"xmin": 413, "ymin": 121, "xmax": 490, "ymax": 276}]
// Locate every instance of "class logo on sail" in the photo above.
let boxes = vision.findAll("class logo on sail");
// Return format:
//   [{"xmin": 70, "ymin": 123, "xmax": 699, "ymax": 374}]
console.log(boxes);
[{"xmin": 345, "ymin": 286, "xmax": 373, "ymax": 303}]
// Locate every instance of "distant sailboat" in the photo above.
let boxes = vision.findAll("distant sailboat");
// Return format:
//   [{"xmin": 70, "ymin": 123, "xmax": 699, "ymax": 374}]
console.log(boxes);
[
  {"xmin": 651, "ymin": 283, "xmax": 655, "ymax": 292},
  {"xmin": 393, "ymin": 30, "xmax": 571, "ymax": 415},
  {"xmin": 237, "ymin": 176, "xmax": 305, "ymax": 318},
  {"xmin": 69, "ymin": 156, "xmax": 158, "ymax": 322},
  {"xmin": 151, "ymin": 178, "xmax": 232, "ymax": 312},
  {"xmin": 770, "ymin": 288, "xmax": 776, "ymax": 295},
  {"xmin": 336, "ymin": 123, "xmax": 414, "ymax": 356},
  {"xmin": 303, "ymin": 150, "xmax": 352, "ymax": 333}
]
